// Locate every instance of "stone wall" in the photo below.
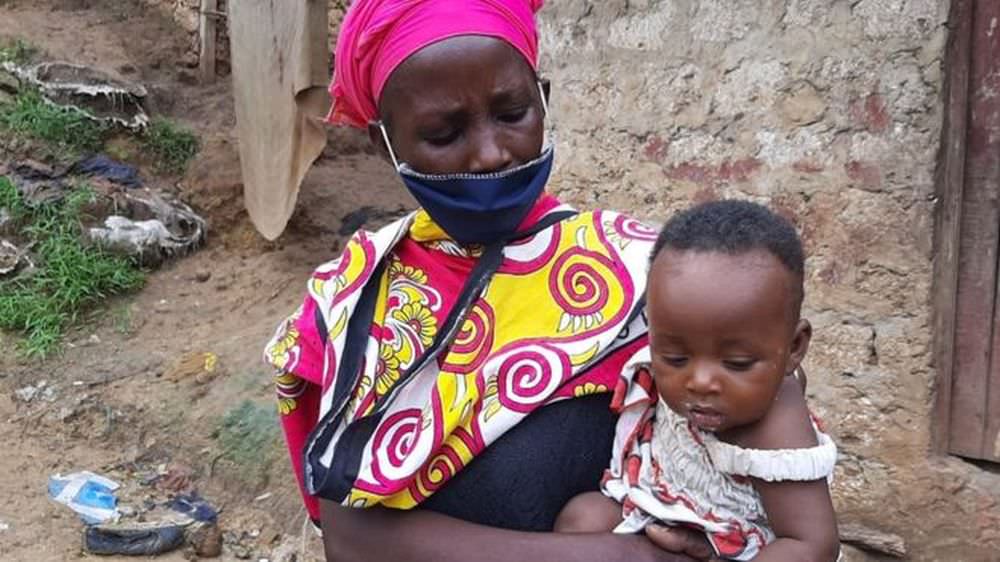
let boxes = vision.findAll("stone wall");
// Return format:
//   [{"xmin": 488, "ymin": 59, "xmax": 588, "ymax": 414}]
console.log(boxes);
[
  {"xmin": 138, "ymin": 0, "xmax": 347, "ymax": 76},
  {"xmin": 536, "ymin": 0, "xmax": 999, "ymax": 559},
  {"xmin": 138, "ymin": 0, "xmax": 230, "ymax": 74}
]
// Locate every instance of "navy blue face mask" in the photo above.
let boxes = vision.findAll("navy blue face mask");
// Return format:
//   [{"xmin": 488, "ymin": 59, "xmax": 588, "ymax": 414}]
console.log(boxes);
[{"xmin": 377, "ymin": 83, "xmax": 553, "ymax": 246}]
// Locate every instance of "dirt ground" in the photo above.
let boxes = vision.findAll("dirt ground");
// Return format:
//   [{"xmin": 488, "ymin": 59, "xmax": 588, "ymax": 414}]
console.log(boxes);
[{"xmin": 0, "ymin": 1, "xmax": 411, "ymax": 560}]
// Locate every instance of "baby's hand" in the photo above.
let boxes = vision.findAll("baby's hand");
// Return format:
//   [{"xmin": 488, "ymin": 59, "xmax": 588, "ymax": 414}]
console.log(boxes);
[{"xmin": 645, "ymin": 524, "xmax": 720, "ymax": 562}]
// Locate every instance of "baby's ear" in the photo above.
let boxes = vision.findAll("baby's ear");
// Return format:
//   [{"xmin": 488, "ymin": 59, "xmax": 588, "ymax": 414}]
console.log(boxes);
[{"xmin": 789, "ymin": 318, "xmax": 812, "ymax": 373}]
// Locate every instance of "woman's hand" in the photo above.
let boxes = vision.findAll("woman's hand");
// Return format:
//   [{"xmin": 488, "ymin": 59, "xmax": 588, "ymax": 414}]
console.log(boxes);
[{"xmin": 645, "ymin": 524, "xmax": 719, "ymax": 561}]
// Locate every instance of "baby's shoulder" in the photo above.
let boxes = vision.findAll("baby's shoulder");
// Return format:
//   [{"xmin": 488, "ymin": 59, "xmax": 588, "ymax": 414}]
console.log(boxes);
[{"xmin": 705, "ymin": 378, "xmax": 837, "ymax": 482}]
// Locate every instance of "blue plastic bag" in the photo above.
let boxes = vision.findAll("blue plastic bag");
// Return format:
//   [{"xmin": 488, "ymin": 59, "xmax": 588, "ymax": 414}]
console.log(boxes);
[{"xmin": 48, "ymin": 471, "xmax": 120, "ymax": 525}]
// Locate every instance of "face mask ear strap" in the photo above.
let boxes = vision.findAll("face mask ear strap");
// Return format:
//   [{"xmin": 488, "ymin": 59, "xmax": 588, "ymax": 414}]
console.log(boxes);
[
  {"xmin": 376, "ymin": 121, "xmax": 402, "ymax": 170},
  {"xmin": 537, "ymin": 81, "xmax": 549, "ymax": 119}
]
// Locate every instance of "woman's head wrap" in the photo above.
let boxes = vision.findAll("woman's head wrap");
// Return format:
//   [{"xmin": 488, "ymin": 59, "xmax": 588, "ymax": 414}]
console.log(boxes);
[{"xmin": 328, "ymin": 0, "xmax": 544, "ymax": 128}]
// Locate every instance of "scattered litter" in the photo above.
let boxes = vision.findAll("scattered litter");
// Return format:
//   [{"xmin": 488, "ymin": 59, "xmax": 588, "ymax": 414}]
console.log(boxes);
[
  {"xmin": 253, "ymin": 492, "xmax": 272, "ymax": 502},
  {"xmin": 169, "ymin": 493, "xmax": 219, "ymax": 524},
  {"xmin": 164, "ymin": 351, "xmax": 219, "ymax": 384},
  {"xmin": 3, "ymin": 159, "xmax": 68, "ymax": 207},
  {"xmin": 2, "ymin": 61, "xmax": 149, "ymax": 130},
  {"xmin": 0, "ymin": 239, "xmax": 32, "ymax": 278},
  {"xmin": 72, "ymin": 155, "xmax": 142, "ymax": 189},
  {"xmin": 84, "ymin": 521, "xmax": 186, "ymax": 556},
  {"xmin": 157, "ymin": 462, "xmax": 195, "ymax": 494},
  {"xmin": 15, "ymin": 380, "xmax": 55, "ymax": 403},
  {"xmin": 0, "ymin": 520, "xmax": 10, "ymax": 532},
  {"xmin": 48, "ymin": 471, "xmax": 119, "ymax": 524},
  {"xmin": 86, "ymin": 190, "xmax": 206, "ymax": 266},
  {"xmin": 14, "ymin": 385, "xmax": 39, "ymax": 403},
  {"xmin": 1, "ymin": 160, "xmax": 205, "ymax": 267}
]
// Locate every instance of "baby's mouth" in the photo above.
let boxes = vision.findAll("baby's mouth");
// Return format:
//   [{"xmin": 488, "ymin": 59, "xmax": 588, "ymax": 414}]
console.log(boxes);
[{"xmin": 686, "ymin": 404, "xmax": 726, "ymax": 431}]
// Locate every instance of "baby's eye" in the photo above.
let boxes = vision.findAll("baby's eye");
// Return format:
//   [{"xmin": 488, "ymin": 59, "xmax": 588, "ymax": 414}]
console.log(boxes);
[
  {"xmin": 659, "ymin": 355, "xmax": 688, "ymax": 368},
  {"xmin": 723, "ymin": 358, "xmax": 757, "ymax": 371}
]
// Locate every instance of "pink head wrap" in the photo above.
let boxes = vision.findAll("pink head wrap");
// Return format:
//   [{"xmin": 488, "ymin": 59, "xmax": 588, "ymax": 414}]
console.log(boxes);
[{"xmin": 328, "ymin": 0, "xmax": 545, "ymax": 128}]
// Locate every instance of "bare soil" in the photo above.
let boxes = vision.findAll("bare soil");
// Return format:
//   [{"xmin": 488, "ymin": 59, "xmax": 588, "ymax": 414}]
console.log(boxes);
[{"xmin": 0, "ymin": 1, "xmax": 411, "ymax": 560}]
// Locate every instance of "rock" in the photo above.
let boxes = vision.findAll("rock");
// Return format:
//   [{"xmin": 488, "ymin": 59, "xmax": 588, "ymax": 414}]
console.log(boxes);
[
  {"xmin": 194, "ymin": 270, "xmax": 212, "ymax": 283},
  {"xmin": 231, "ymin": 544, "xmax": 253, "ymax": 560},
  {"xmin": 58, "ymin": 406, "xmax": 79, "ymax": 422},
  {"xmin": 840, "ymin": 522, "xmax": 906, "ymax": 558},
  {"xmin": 0, "ymin": 68, "xmax": 19, "ymax": 94},
  {"xmin": 780, "ymin": 83, "xmax": 827, "ymax": 126},
  {"xmin": 14, "ymin": 385, "xmax": 39, "ymax": 403},
  {"xmin": 268, "ymin": 537, "xmax": 299, "ymax": 562},
  {"xmin": 188, "ymin": 522, "xmax": 223, "ymax": 558}
]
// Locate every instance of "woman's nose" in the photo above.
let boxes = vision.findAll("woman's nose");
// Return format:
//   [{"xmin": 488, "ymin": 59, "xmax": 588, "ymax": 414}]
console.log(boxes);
[{"xmin": 466, "ymin": 126, "xmax": 513, "ymax": 173}]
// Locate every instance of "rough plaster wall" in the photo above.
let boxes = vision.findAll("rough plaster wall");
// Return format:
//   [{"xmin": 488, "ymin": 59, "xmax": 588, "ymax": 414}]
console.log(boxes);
[{"xmin": 535, "ymin": 0, "xmax": 1000, "ymax": 559}]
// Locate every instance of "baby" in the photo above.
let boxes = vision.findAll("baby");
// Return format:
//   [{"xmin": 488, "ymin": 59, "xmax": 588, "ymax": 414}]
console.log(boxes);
[{"xmin": 556, "ymin": 200, "xmax": 840, "ymax": 561}]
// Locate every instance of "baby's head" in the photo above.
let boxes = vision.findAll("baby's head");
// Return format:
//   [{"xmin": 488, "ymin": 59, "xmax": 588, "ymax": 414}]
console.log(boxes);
[{"xmin": 647, "ymin": 200, "xmax": 811, "ymax": 434}]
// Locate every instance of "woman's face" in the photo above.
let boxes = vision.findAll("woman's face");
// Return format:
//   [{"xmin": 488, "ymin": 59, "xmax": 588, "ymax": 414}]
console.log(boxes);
[{"xmin": 374, "ymin": 35, "xmax": 545, "ymax": 175}]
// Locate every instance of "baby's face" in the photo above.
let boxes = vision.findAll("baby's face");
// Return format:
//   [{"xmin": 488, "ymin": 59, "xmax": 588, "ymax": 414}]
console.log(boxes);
[{"xmin": 646, "ymin": 249, "xmax": 808, "ymax": 435}]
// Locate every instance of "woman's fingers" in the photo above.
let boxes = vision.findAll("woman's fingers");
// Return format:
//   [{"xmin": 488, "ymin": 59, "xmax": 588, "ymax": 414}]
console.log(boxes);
[{"xmin": 645, "ymin": 524, "xmax": 717, "ymax": 561}]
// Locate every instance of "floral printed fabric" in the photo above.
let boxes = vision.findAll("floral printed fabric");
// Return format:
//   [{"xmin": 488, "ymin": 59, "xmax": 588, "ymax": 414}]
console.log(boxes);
[{"xmin": 265, "ymin": 196, "xmax": 655, "ymax": 520}]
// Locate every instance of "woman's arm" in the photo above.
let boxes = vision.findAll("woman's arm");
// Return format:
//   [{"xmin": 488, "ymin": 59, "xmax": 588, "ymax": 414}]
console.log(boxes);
[{"xmin": 320, "ymin": 500, "xmax": 710, "ymax": 562}]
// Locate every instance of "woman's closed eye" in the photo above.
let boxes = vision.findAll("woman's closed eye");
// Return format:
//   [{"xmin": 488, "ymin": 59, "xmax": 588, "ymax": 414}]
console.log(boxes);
[
  {"xmin": 496, "ymin": 106, "xmax": 529, "ymax": 124},
  {"xmin": 423, "ymin": 128, "xmax": 461, "ymax": 146}
]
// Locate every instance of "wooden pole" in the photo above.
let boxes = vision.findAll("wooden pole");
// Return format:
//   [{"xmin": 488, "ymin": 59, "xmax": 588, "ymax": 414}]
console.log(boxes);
[{"xmin": 199, "ymin": 0, "xmax": 218, "ymax": 82}]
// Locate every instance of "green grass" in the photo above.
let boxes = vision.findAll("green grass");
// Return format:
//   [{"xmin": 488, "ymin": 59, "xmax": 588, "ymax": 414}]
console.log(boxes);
[
  {"xmin": 0, "ymin": 176, "xmax": 144, "ymax": 357},
  {"xmin": 141, "ymin": 118, "xmax": 199, "ymax": 174},
  {"xmin": 215, "ymin": 400, "xmax": 282, "ymax": 487},
  {"xmin": 0, "ymin": 89, "xmax": 108, "ymax": 158},
  {"xmin": 0, "ymin": 38, "xmax": 37, "ymax": 66}
]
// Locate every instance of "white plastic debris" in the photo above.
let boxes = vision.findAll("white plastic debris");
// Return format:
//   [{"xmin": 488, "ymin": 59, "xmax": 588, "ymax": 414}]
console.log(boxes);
[
  {"xmin": 86, "ymin": 192, "xmax": 206, "ymax": 265},
  {"xmin": 48, "ymin": 471, "xmax": 120, "ymax": 525}
]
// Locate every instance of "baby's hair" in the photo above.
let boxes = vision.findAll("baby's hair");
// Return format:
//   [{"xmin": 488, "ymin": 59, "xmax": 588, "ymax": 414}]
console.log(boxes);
[{"xmin": 651, "ymin": 199, "xmax": 805, "ymax": 310}]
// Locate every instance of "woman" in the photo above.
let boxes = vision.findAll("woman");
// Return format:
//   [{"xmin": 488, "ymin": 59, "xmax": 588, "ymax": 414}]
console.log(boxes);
[{"xmin": 265, "ymin": 1, "xmax": 713, "ymax": 560}]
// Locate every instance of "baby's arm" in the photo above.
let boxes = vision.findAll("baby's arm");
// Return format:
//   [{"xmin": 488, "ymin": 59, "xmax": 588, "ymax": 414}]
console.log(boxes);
[
  {"xmin": 555, "ymin": 491, "xmax": 623, "ymax": 533},
  {"xmin": 736, "ymin": 377, "xmax": 840, "ymax": 562}
]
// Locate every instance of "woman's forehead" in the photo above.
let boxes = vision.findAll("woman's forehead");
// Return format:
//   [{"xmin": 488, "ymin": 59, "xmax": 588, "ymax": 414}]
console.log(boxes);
[{"xmin": 379, "ymin": 35, "xmax": 536, "ymax": 113}]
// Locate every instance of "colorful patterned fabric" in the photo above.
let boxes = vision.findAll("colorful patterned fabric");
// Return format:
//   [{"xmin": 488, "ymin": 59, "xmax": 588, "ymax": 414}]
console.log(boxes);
[
  {"xmin": 265, "ymin": 195, "xmax": 656, "ymax": 521},
  {"xmin": 602, "ymin": 348, "xmax": 837, "ymax": 561}
]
